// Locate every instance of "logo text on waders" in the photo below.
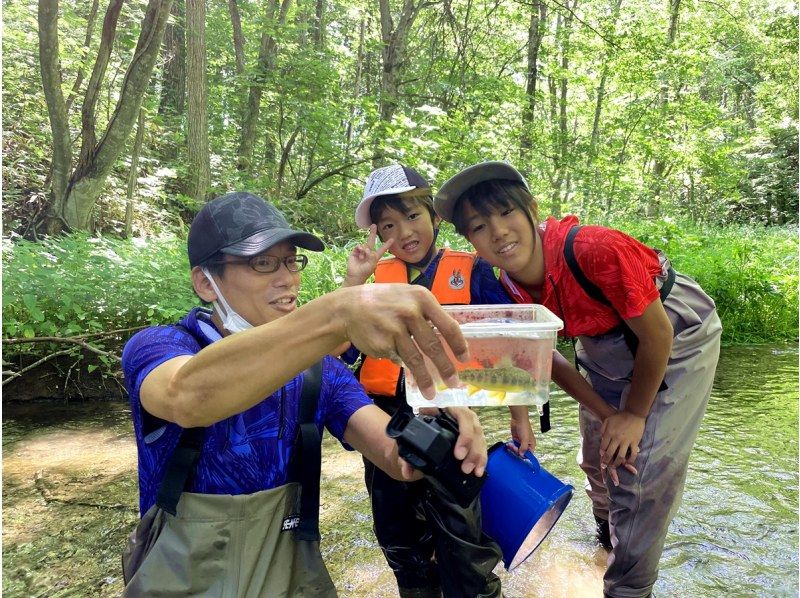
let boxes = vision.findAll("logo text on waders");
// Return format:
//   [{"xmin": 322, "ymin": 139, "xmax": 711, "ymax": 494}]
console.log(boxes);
[{"xmin": 282, "ymin": 515, "xmax": 300, "ymax": 531}]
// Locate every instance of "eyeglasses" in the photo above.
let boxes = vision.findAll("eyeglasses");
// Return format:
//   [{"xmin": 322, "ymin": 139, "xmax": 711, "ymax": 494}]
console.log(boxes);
[{"xmin": 211, "ymin": 254, "xmax": 309, "ymax": 273}]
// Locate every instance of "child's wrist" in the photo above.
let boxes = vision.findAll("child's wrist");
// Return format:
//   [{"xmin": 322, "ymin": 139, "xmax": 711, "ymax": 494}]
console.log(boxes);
[
  {"xmin": 599, "ymin": 404, "xmax": 616, "ymax": 421},
  {"xmin": 622, "ymin": 407, "xmax": 648, "ymax": 419},
  {"xmin": 342, "ymin": 274, "xmax": 367, "ymax": 287}
]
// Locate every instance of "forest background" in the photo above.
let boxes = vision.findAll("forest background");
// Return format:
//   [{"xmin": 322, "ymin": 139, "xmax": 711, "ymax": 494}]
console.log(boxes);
[{"xmin": 2, "ymin": 0, "xmax": 798, "ymax": 398}]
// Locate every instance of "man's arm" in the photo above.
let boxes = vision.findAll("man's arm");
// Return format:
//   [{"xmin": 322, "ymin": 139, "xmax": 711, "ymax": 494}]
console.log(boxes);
[
  {"xmin": 141, "ymin": 284, "xmax": 468, "ymax": 428},
  {"xmin": 342, "ymin": 405, "xmax": 422, "ymax": 481}
]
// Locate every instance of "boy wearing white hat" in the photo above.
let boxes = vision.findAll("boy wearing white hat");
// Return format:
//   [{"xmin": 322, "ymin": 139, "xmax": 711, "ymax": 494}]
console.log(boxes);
[{"xmin": 342, "ymin": 164, "xmax": 532, "ymax": 597}]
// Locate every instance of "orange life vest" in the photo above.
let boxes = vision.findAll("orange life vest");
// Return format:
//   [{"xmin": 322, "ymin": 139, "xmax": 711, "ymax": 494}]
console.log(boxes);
[{"xmin": 358, "ymin": 249, "xmax": 475, "ymax": 397}]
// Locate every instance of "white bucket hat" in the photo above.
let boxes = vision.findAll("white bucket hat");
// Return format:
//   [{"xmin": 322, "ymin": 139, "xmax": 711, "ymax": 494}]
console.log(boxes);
[{"xmin": 355, "ymin": 164, "xmax": 430, "ymax": 229}]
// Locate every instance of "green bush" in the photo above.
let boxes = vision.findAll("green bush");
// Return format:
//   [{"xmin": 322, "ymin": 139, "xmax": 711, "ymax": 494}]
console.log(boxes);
[
  {"xmin": 2, "ymin": 233, "xmax": 198, "ymax": 379},
  {"xmin": 615, "ymin": 218, "xmax": 798, "ymax": 343},
  {"xmin": 2, "ymin": 221, "xmax": 796, "ymax": 383}
]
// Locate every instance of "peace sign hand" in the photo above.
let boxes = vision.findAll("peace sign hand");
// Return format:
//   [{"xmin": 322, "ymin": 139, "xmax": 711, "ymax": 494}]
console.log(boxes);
[{"xmin": 344, "ymin": 224, "xmax": 394, "ymax": 287}]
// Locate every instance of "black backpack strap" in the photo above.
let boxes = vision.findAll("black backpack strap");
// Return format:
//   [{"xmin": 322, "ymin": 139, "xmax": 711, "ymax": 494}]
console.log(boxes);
[
  {"xmin": 295, "ymin": 360, "xmax": 324, "ymax": 541},
  {"xmin": 564, "ymin": 226, "xmax": 611, "ymax": 307},
  {"xmin": 539, "ymin": 401, "xmax": 551, "ymax": 433},
  {"xmin": 153, "ymin": 323, "xmax": 205, "ymax": 516},
  {"xmin": 564, "ymin": 226, "xmax": 669, "ymax": 392},
  {"xmin": 659, "ymin": 263, "xmax": 676, "ymax": 302},
  {"xmin": 565, "ymin": 225, "xmax": 639, "ymax": 362},
  {"xmin": 156, "ymin": 426, "xmax": 204, "ymax": 516},
  {"xmin": 565, "ymin": 225, "xmax": 675, "ymax": 310}
]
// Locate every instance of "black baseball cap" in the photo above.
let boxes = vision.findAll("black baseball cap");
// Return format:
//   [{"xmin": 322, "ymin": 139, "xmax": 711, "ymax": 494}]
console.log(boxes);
[{"xmin": 188, "ymin": 192, "xmax": 325, "ymax": 267}]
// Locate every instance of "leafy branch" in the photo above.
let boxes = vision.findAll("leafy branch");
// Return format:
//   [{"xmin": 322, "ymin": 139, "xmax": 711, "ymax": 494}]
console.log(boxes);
[{"xmin": 2, "ymin": 326, "xmax": 146, "ymax": 387}]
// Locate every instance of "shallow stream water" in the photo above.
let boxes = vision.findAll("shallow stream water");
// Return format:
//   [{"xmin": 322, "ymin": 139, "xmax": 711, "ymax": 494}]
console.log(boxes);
[{"xmin": 3, "ymin": 345, "xmax": 798, "ymax": 597}]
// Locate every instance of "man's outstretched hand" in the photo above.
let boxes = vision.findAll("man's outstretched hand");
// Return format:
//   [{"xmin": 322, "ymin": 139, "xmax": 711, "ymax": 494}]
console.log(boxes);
[{"xmin": 336, "ymin": 284, "xmax": 468, "ymax": 400}]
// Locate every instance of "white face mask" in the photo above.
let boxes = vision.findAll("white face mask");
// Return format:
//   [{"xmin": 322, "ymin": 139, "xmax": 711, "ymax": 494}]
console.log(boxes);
[{"xmin": 201, "ymin": 267, "xmax": 253, "ymax": 334}]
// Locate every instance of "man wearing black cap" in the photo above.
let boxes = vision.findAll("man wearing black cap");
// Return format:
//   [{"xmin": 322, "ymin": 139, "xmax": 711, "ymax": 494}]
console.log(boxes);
[{"xmin": 120, "ymin": 192, "xmax": 487, "ymax": 596}]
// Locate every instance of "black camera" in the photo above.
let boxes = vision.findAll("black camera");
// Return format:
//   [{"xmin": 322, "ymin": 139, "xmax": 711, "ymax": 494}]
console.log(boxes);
[{"xmin": 386, "ymin": 409, "xmax": 486, "ymax": 508}]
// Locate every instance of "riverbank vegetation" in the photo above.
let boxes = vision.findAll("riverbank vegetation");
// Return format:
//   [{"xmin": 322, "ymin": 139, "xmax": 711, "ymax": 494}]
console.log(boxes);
[
  {"xmin": 3, "ymin": 222, "xmax": 797, "ymax": 391},
  {"xmin": 2, "ymin": 0, "xmax": 797, "ymax": 396}
]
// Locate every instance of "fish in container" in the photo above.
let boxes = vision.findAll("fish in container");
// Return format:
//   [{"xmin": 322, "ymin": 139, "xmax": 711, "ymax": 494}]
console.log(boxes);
[{"xmin": 404, "ymin": 305, "xmax": 564, "ymax": 410}]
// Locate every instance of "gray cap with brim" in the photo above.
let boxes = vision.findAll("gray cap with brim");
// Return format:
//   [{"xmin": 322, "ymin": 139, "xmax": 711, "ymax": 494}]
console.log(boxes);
[
  {"xmin": 434, "ymin": 161, "xmax": 529, "ymax": 222},
  {"xmin": 188, "ymin": 192, "xmax": 325, "ymax": 267}
]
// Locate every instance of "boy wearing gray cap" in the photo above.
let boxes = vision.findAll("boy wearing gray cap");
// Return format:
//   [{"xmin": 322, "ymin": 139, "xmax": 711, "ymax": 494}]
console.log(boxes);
[{"xmin": 435, "ymin": 162, "xmax": 721, "ymax": 598}]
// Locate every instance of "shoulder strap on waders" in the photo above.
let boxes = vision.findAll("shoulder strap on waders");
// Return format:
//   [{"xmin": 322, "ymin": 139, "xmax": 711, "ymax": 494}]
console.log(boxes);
[
  {"xmin": 154, "ymin": 324, "xmax": 205, "ymax": 516},
  {"xmin": 564, "ymin": 225, "xmax": 673, "ymax": 391},
  {"xmin": 294, "ymin": 360, "xmax": 324, "ymax": 541},
  {"xmin": 156, "ymin": 427, "xmax": 204, "ymax": 516}
]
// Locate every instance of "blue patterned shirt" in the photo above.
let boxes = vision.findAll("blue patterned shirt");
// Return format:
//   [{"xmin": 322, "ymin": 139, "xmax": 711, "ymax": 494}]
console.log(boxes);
[{"xmin": 122, "ymin": 307, "xmax": 372, "ymax": 515}]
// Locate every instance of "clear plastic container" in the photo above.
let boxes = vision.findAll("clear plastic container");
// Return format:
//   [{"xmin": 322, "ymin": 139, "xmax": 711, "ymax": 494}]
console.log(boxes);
[{"xmin": 404, "ymin": 305, "xmax": 564, "ymax": 408}]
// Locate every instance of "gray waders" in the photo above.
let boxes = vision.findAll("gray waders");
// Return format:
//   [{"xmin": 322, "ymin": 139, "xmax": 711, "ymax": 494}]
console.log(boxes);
[{"xmin": 574, "ymin": 260, "xmax": 722, "ymax": 598}]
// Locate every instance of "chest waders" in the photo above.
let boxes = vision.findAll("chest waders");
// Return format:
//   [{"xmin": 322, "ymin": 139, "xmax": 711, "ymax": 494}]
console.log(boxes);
[
  {"xmin": 121, "ymin": 361, "xmax": 337, "ymax": 597},
  {"xmin": 356, "ymin": 256, "xmax": 503, "ymax": 598},
  {"xmin": 562, "ymin": 225, "xmax": 722, "ymax": 598}
]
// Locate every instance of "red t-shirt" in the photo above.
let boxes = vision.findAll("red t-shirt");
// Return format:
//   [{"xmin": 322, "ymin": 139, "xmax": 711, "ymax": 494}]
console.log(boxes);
[{"xmin": 500, "ymin": 215, "xmax": 662, "ymax": 337}]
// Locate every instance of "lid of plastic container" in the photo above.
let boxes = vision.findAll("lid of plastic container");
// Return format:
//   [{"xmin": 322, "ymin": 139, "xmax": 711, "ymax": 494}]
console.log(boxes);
[
  {"xmin": 457, "ymin": 322, "xmax": 562, "ymax": 338},
  {"xmin": 440, "ymin": 304, "xmax": 564, "ymax": 336}
]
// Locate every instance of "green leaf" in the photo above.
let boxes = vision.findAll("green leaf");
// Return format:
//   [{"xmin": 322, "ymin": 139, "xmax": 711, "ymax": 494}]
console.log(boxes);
[{"xmin": 22, "ymin": 294, "xmax": 37, "ymax": 311}]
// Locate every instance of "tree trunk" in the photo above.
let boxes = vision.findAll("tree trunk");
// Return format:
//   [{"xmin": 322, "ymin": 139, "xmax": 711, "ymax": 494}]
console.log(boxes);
[
  {"xmin": 548, "ymin": 6, "xmax": 574, "ymax": 217},
  {"xmin": 77, "ymin": 0, "xmax": 126, "ymax": 170},
  {"xmin": 40, "ymin": 0, "xmax": 174, "ymax": 232},
  {"xmin": 375, "ymin": 0, "xmax": 425, "ymax": 163},
  {"xmin": 519, "ymin": 0, "xmax": 546, "ymax": 162},
  {"xmin": 65, "ymin": 0, "xmax": 101, "ymax": 114},
  {"xmin": 648, "ymin": 0, "xmax": 681, "ymax": 217},
  {"xmin": 125, "ymin": 107, "xmax": 146, "ymax": 238},
  {"xmin": 237, "ymin": 0, "xmax": 293, "ymax": 172},
  {"xmin": 295, "ymin": 0, "xmax": 308, "ymax": 47},
  {"xmin": 277, "ymin": 127, "xmax": 300, "ymax": 196},
  {"xmin": 311, "ymin": 0, "xmax": 325, "ymax": 50},
  {"xmin": 186, "ymin": 0, "xmax": 210, "ymax": 203},
  {"xmin": 38, "ymin": 0, "xmax": 73, "ymax": 233},
  {"xmin": 587, "ymin": 0, "xmax": 623, "ymax": 161},
  {"xmin": 378, "ymin": 0, "xmax": 420, "ymax": 124},
  {"xmin": 159, "ymin": 0, "xmax": 185, "ymax": 119},
  {"xmin": 228, "ymin": 0, "xmax": 246, "ymax": 75},
  {"xmin": 345, "ymin": 16, "xmax": 366, "ymax": 151},
  {"xmin": 583, "ymin": 0, "xmax": 623, "ymax": 214}
]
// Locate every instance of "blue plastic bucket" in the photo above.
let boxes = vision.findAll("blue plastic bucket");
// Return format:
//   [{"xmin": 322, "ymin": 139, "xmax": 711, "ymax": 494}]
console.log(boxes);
[{"xmin": 481, "ymin": 442, "xmax": 574, "ymax": 570}]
